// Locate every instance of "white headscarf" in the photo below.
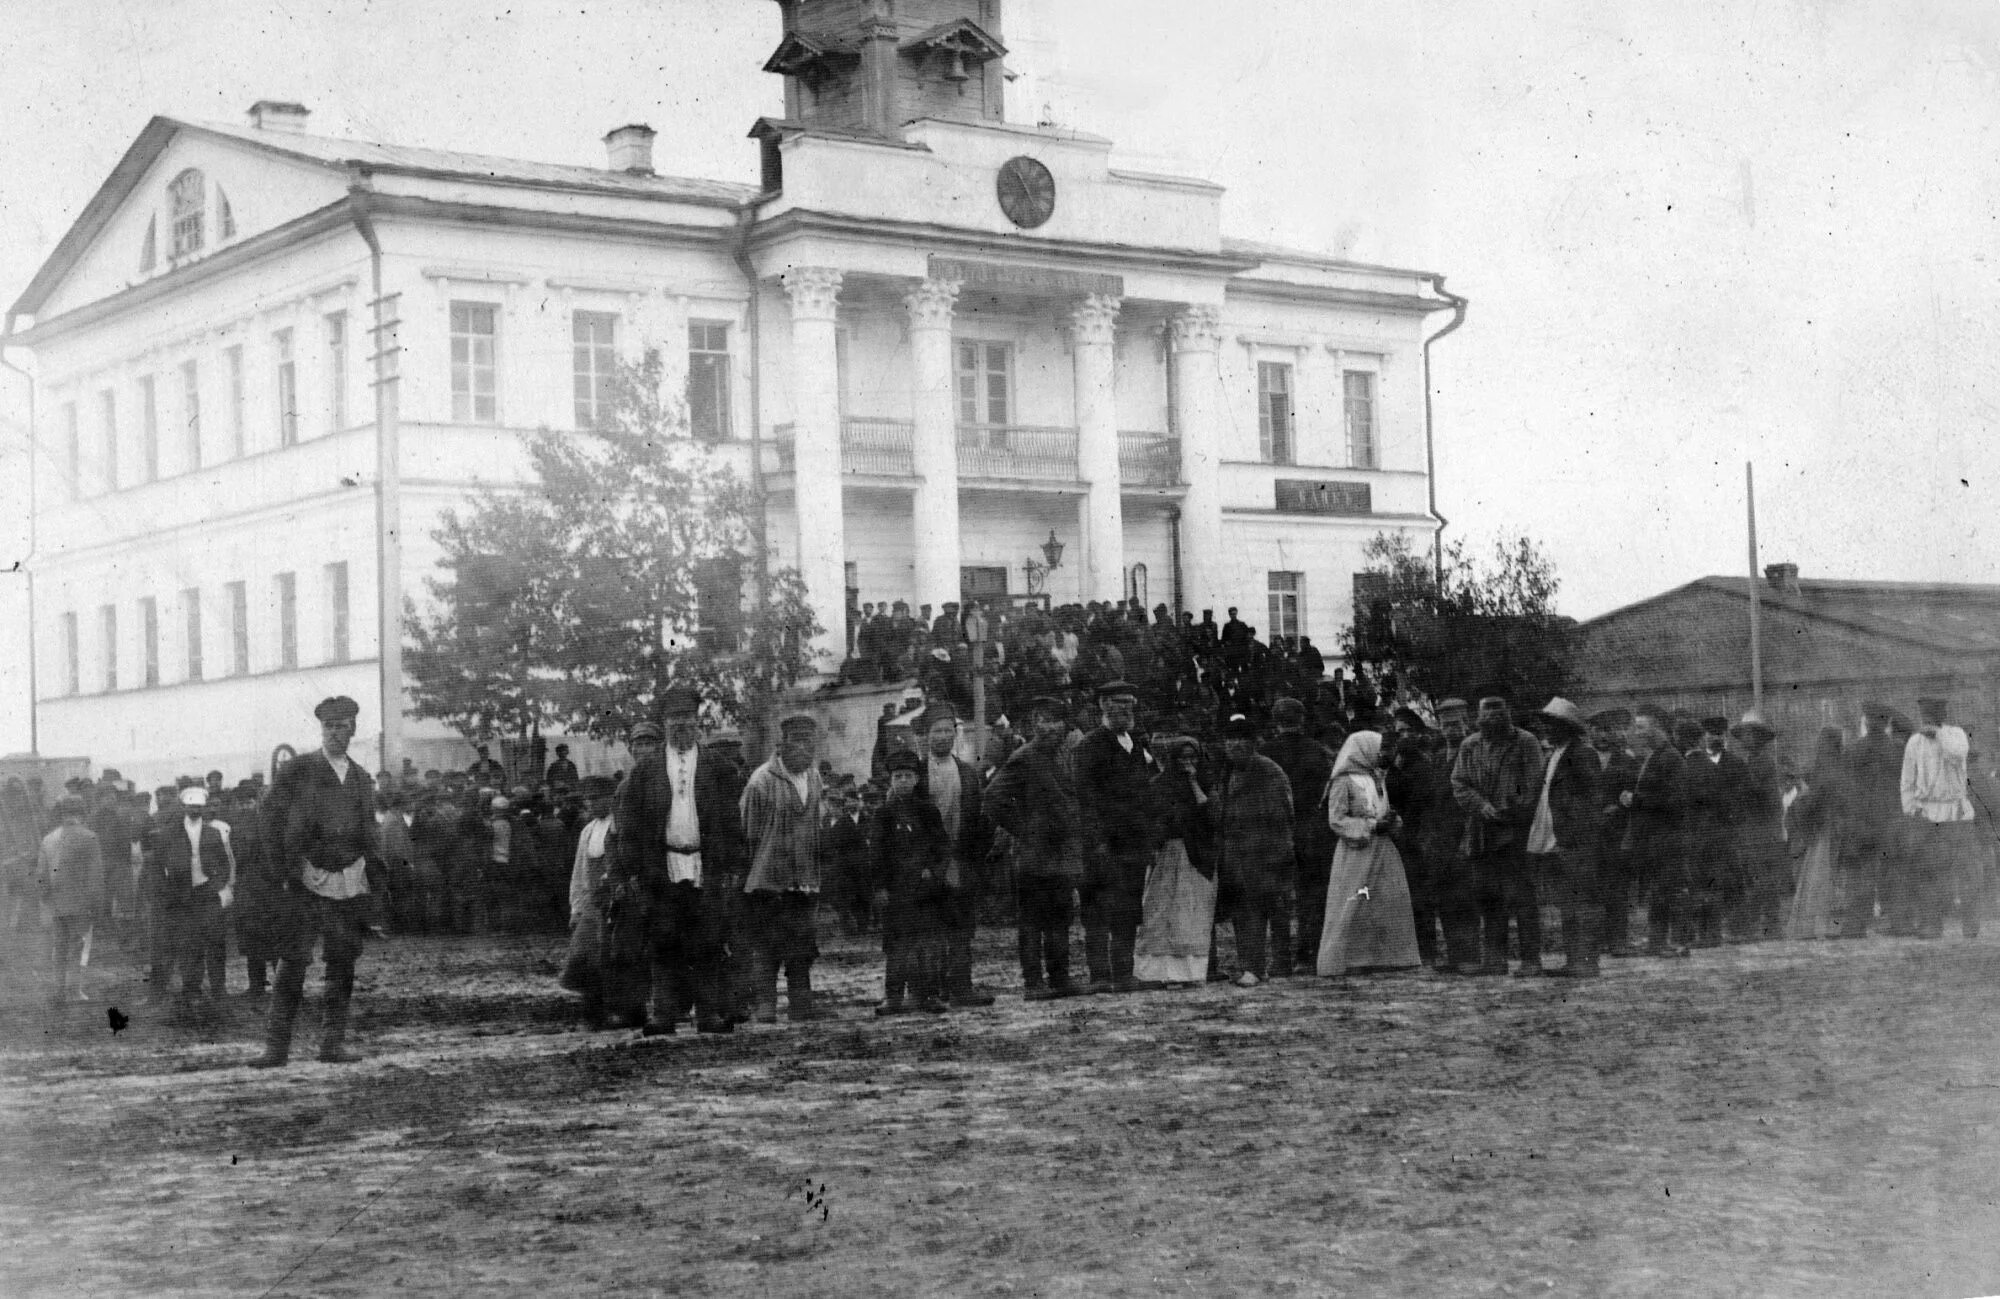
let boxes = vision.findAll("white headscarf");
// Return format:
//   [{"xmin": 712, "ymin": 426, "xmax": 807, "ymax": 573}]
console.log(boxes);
[{"xmin": 1329, "ymin": 731, "xmax": 1385, "ymax": 819}]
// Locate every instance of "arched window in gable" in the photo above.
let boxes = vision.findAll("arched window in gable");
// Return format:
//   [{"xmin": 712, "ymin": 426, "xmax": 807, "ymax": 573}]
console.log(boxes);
[
  {"xmin": 216, "ymin": 186, "xmax": 236, "ymax": 240},
  {"xmin": 168, "ymin": 168, "xmax": 205, "ymax": 258},
  {"xmin": 140, "ymin": 216, "xmax": 157, "ymax": 273}
]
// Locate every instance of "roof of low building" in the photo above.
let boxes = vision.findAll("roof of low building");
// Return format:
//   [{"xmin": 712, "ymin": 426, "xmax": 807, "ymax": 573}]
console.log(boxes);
[{"xmin": 1585, "ymin": 575, "xmax": 2000, "ymax": 656}]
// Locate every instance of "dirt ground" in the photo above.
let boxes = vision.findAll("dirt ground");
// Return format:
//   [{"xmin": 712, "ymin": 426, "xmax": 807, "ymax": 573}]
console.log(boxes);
[{"xmin": 3, "ymin": 918, "xmax": 1999, "ymax": 1299}]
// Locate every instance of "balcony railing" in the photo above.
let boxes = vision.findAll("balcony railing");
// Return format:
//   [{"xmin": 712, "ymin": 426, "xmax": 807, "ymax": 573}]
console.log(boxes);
[
  {"xmin": 843, "ymin": 418, "xmax": 916, "ymax": 476},
  {"xmin": 956, "ymin": 425, "xmax": 1079, "ymax": 482},
  {"xmin": 1118, "ymin": 432, "xmax": 1180, "ymax": 486}
]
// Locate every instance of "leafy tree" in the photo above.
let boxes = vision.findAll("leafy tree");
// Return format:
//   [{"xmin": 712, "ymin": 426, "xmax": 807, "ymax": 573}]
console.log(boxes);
[
  {"xmin": 404, "ymin": 353, "xmax": 822, "ymax": 746},
  {"xmin": 1340, "ymin": 531, "xmax": 1576, "ymax": 711}
]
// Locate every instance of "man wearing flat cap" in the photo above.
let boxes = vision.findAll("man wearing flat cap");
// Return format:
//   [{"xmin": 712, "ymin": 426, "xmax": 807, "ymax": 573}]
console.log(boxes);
[
  {"xmin": 1448, "ymin": 684, "xmax": 1546, "ymax": 975},
  {"xmin": 1585, "ymin": 708, "xmax": 1639, "ymax": 954},
  {"xmin": 1677, "ymin": 715, "xmax": 1744, "ymax": 948},
  {"xmin": 153, "ymin": 785, "xmax": 238, "ymax": 1024},
  {"xmin": 251, "ymin": 695, "xmax": 378, "ymax": 1066},
  {"xmin": 1841, "ymin": 700, "xmax": 1904, "ymax": 937},
  {"xmin": 1728, "ymin": 711, "xmax": 1786, "ymax": 941},
  {"xmin": 1899, "ymin": 696, "xmax": 1977, "ymax": 939},
  {"xmin": 738, "ymin": 713, "xmax": 832, "ymax": 1022},
  {"xmin": 915, "ymin": 701, "xmax": 996, "ymax": 1006},
  {"xmin": 607, "ymin": 683, "xmax": 745, "ymax": 1034},
  {"xmin": 1071, "ymin": 681, "xmax": 1159, "ymax": 992},
  {"xmin": 986, "ymin": 695, "xmax": 1084, "ymax": 998}
]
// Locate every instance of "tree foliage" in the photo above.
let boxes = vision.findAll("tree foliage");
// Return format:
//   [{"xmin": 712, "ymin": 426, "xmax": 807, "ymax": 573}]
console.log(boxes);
[
  {"xmin": 404, "ymin": 354, "xmax": 822, "ymax": 742},
  {"xmin": 1340, "ymin": 531, "xmax": 1577, "ymax": 711}
]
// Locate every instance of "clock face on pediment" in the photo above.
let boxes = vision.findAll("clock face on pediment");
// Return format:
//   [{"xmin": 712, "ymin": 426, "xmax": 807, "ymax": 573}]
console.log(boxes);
[{"xmin": 996, "ymin": 156, "xmax": 1056, "ymax": 229}]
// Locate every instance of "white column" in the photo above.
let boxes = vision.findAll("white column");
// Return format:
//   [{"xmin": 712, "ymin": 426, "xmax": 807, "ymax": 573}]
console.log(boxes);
[
  {"xmin": 905, "ymin": 276, "xmax": 962, "ymax": 612},
  {"xmin": 1070, "ymin": 293, "xmax": 1123, "ymax": 603},
  {"xmin": 783, "ymin": 266, "xmax": 846, "ymax": 671},
  {"xmin": 1170, "ymin": 305, "xmax": 1226, "ymax": 620}
]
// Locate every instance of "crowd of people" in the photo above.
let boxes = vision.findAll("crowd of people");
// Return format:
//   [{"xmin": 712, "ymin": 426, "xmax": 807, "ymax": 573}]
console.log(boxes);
[{"xmin": 3, "ymin": 666, "xmax": 1994, "ymax": 1066}]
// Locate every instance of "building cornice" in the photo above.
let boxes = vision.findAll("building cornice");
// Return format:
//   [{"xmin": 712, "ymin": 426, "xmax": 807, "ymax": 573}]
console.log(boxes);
[
  {"xmin": 746, "ymin": 207, "xmax": 1259, "ymax": 281},
  {"xmin": 1225, "ymin": 277, "xmax": 1453, "ymax": 316}
]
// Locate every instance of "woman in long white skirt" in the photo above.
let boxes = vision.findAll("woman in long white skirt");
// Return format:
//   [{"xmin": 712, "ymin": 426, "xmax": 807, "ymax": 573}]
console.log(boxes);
[
  {"xmin": 1317, "ymin": 731, "xmax": 1422, "ymax": 976},
  {"xmin": 1135, "ymin": 738, "xmax": 1218, "ymax": 986}
]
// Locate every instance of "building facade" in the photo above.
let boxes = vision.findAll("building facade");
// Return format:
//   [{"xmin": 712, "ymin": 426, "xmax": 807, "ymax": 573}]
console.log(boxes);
[{"xmin": 5, "ymin": 0, "xmax": 1459, "ymax": 786}]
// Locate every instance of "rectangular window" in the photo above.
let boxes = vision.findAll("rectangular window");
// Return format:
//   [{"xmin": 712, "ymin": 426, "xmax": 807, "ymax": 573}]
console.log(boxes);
[
  {"xmin": 61, "ymin": 612, "xmax": 78, "ymax": 696},
  {"xmin": 141, "ymin": 596, "xmax": 159, "ymax": 687},
  {"xmin": 275, "ymin": 327, "xmax": 298, "ymax": 446},
  {"xmin": 573, "ymin": 311, "xmax": 618, "ymax": 430},
  {"xmin": 62, "ymin": 402, "xmax": 79, "ymax": 501},
  {"xmin": 1343, "ymin": 370, "xmax": 1377, "ymax": 469},
  {"xmin": 226, "ymin": 344, "xmax": 245, "ymax": 458},
  {"xmin": 180, "ymin": 359, "xmax": 201, "ymax": 471},
  {"xmin": 1257, "ymin": 361, "xmax": 1293, "ymax": 465},
  {"xmin": 99, "ymin": 604, "xmax": 117, "ymax": 692},
  {"xmin": 183, "ymin": 587, "xmax": 203, "ymax": 682},
  {"xmin": 694, "ymin": 553, "xmax": 744, "ymax": 653},
  {"xmin": 450, "ymin": 302, "xmax": 498, "ymax": 423},
  {"xmin": 326, "ymin": 311, "xmax": 348, "ymax": 432},
  {"xmin": 139, "ymin": 375, "xmax": 159, "ymax": 482},
  {"xmin": 325, "ymin": 561, "xmax": 350, "ymax": 663},
  {"xmin": 1267, "ymin": 570, "xmax": 1303, "ymax": 642},
  {"xmin": 227, "ymin": 581, "xmax": 249, "ymax": 676},
  {"xmin": 99, "ymin": 389, "xmax": 118, "ymax": 492},
  {"xmin": 687, "ymin": 321, "xmax": 730, "ymax": 441},
  {"xmin": 276, "ymin": 571, "xmax": 298, "ymax": 669},
  {"xmin": 955, "ymin": 340, "xmax": 1012, "ymax": 426}
]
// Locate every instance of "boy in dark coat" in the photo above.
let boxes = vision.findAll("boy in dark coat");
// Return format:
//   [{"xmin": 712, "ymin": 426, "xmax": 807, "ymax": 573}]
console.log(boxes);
[{"xmin": 873, "ymin": 749, "xmax": 954, "ymax": 1015}]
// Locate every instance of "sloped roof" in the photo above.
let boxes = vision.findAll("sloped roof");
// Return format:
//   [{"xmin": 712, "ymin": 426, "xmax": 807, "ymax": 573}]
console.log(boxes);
[
  {"xmin": 1584, "ymin": 575, "xmax": 2000, "ymax": 656},
  {"xmin": 9, "ymin": 116, "xmax": 759, "ymax": 320},
  {"xmin": 1221, "ymin": 236, "xmax": 1440, "ymax": 282}
]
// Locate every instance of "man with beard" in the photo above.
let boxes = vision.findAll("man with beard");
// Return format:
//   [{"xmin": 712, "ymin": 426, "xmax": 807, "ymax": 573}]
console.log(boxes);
[
  {"xmin": 1421, "ymin": 699, "xmax": 1474, "ymax": 970},
  {"xmin": 985, "ymin": 696, "xmax": 1084, "ymax": 999},
  {"xmin": 915, "ymin": 703, "xmax": 996, "ymax": 1006},
  {"xmin": 738, "ymin": 715, "xmax": 833, "ymax": 1023},
  {"xmin": 250, "ymin": 696, "xmax": 379, "ymax": 1066},
  {"xmin": 1677, "ymin": 717, "xmax": 1743, "ymax": 948},
  {"xmin": 1262, "ymin": 696, "xmax": 1334, "ymax": 973},
  {"xmin": 1071, "ymin": 682, "xmax": 1159, "ymax": 993},
  {"xmin": 1587, "ymin": 709, "xmax": 1639, "ymax": 956},
  {"xmin": 610, "ymin": 686, "xmax": 745, "ymax": 1034},
  {"xmin": 1622, "ymin": 704, "xmax": 1689, "ymax": 957},
  {"xmin": 1449, "ymin": 685, "xmax": 1546, "ymax": 976}
]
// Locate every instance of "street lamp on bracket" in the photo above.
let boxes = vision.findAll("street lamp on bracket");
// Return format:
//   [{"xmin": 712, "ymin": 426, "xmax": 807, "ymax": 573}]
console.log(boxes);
[{"xmin": 1022, "ymin": 530, "xmax": 1066, "ymax": 596}]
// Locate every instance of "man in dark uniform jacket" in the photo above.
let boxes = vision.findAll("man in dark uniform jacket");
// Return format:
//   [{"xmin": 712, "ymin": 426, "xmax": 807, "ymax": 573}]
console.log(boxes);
[
  {"xmin": 1385, "ymin": 708, "xmax": 1442, "ymax": 968},
  {"xmin": 609, "ymin": 685, "xmax": 745, "ymax": 1035},
  {"xmin": 544, "ymin": 744, "xmax": 580, "ymax": 791},
  {"xmin": 251, "ymin": 695, "xmax": 379, "ymax": 1066},
  {"xmin": 914, "ymin": 702, "xmax": 995, "ymax": 1005},
  {"xmin": 1678, "ymin": 717, "xmax": 1743, "ymax": 948},
  {"xmin": 1262, "ymin": 696, "xmax": 1334, "ymax": 974},
  {"xmin": 1586, "ymin": 709, "xmax": 1638, "ymax": 955},
  {"xmin": 1843, "ymin": 701, "xmax": 1905, "ymax": 937},
  {"xmin": 153, "ymin": 786, "xmax": 237, "ymax": 1024},
  {"xmin": 1071, "ymin": 681, "xmax": 1159, "ymax": 992}
]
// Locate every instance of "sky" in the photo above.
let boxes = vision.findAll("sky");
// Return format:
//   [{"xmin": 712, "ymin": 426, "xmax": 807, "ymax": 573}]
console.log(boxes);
[{"xmin": 2, "ymin": 0, "xmax": 1999, "ymax": 754}]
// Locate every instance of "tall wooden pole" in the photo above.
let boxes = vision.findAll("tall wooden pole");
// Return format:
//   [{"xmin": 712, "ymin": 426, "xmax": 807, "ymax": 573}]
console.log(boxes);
[{"xmin": 1746, "ymin": 461, "xmax": 1763, "ymax": 714}]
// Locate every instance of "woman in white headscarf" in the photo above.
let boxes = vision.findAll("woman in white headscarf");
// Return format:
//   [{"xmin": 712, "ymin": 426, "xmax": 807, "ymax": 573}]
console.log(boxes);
[{"xmin": 1317, "ymin": 731, "xmax": 1422, "ymax": 976}]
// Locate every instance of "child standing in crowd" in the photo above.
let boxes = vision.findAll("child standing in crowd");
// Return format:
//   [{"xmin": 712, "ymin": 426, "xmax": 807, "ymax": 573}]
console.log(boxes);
[{"xmin": 874, "ymin": 749, "xmax": 953, "ymax": 1016}]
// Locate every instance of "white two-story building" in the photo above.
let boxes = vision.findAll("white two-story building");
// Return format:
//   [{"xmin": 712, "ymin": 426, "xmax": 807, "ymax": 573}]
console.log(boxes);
[{"xmin": 4, "ymin": 0, "xmax": 1461, "ymax": 785}]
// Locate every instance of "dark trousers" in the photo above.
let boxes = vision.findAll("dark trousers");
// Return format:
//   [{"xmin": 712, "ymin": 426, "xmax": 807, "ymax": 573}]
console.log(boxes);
[
  {"xmin": 883, "ymin": 896, "xmax": 949, "ymax": 1005},
  {"xmin": 1016, "ymin": 873, "xmax": 1074, "ymax": 990},
  {"xmin": 1534, "ymin": 847, "xmax": 1602, "ymax": 971},
  {"xmin": 1081, "ymin": 854, "xmax": 1145, "ymax": 984},
  {"xmin": 743, "ymin": 890, "xmax": 818, "ymax": 1016},
  {"xmin": 1599, "ymin": 846, "xmax": 1635, "ymax": 951},
  {"xmin": 1292, "ymin": 843, "xmax": 1333, "ymax": 969},
  {"xmin": 1730, "ymin": 839, "xmax": 1786, "ymax": 941},
  {"xmin": 1442, "ymin": 848, "xmax": 1540, "ymax": 967},
  {"xmin": 166, "ymin": 888, "xmax": 227, "ymax": 1001},
  {"xmin": 263, "ymin": 891, "xmax": 369, "ymax": 1060},
  {"xmin": 650, "ymin": 880, "xmax": 730, "ymax": 1027},
  {"xmin": 944, "ymin": 866, "xmax": 980, "ymax": 995},
  {"xmin": 1231, "ymin": 878, "xmax": 1285, "ymax": 980}
]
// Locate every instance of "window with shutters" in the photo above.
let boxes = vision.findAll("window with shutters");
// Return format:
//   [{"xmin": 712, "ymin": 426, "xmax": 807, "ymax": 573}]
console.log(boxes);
[
  {"xmin": 1267, "ymin": 570, "xmax": 1304, "ymax": 641},
  {"xmin": 955, "ymin": 340, "xmax": 1011, "ymax": 426}
]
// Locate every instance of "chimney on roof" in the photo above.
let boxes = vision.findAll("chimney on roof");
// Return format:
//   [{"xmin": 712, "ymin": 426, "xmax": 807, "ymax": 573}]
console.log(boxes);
[
  {"xmin": 1764, "ymin": 562, "xmax": 1801, "ymax": 595},
  {"xmin": 603, "ymin": 124, "xmax": 656, "ymax": 174},
  {"xmin": 247, "ymin": 100, "xmax": 310, "ymax": 133}
]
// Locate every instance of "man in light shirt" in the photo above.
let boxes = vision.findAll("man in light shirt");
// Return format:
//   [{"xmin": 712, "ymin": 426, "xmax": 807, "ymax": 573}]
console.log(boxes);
[
  {"xmin": 250, "ymin": 695, "xmax": 379, "ymax": 1067},
  {"xmin": 1899, "ymin": 696, "xmax": 1977, "ymax": 939}
]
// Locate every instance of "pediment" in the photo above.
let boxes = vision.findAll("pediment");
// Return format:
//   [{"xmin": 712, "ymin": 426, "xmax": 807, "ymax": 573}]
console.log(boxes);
[{"xmin": 899, "ymin": 18, "xmax": 1006, "ymax": 63}]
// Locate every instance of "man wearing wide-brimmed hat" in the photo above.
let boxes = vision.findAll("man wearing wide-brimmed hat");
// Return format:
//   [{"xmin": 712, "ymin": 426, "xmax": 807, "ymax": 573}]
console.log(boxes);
[
  {"xmin": 1729, "ymin": 710, "xmax": 1787, "ymax": 941},
  {"xmin": 1898, "ymin": 696, "xmax": 1977, "ymax": 939},
  {"xmin": 1527, "ymin": 698, "xmax": 1603, "ymax": 976}
]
